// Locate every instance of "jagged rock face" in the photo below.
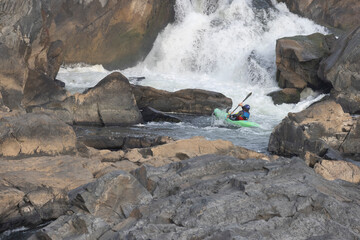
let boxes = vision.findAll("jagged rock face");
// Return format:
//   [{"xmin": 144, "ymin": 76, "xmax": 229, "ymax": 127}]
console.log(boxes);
[
  {"xmin": 132, "ymin": 85, "xmax": 233, "ymax": 115},
  {"xmin": 0, "ymin": 0, "xmax": 175, "ymax": 110},
  {"xmin": 275, "ymin": 33, "xmax": 334, "ymax": 93},
  {"xmin": 0, "ymin": 113, "xmax": 77, "ymax": 157},
  {"xmin": 268, "ymin": 100, "xmax": 359, "ymax": 159},
  {"xmin": 30, "ymin": 156, "xmax": 360, "ymax": 239},
  {"xmin": 318, "ymin": 26, "xmax": 360, "ymax": 114},
  {"xmin": 277, "ymin": 0, "xmax": 360, "ymax": 30},
  {"xmin": 0, "ymin": 1, "xmax": 66, "ymax": 109}
]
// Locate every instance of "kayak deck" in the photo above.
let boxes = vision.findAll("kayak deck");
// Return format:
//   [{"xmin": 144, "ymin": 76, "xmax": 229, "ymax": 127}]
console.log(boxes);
[{"xmin": 213, "ymin": 108, "xmax": 260, "ymax": 128}]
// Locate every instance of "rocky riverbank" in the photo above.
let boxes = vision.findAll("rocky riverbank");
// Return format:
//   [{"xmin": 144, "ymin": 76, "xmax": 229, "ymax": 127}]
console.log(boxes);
[{"xmin": 1, "ymin": 0, "xmax": 360, "ymax": 239}]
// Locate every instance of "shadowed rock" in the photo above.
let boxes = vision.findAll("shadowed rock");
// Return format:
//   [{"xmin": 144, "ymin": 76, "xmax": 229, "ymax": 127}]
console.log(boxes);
[
  {"xmin": 132, "ymin": 85, "xmax": 233, "ymax": 115},
  {"xmin": 318, "ymin": 26, "xmax": 360, "ymax": 114},
  {"xmin": 268, "ymin": 88, "xmax": 300, "ymax": 104}
]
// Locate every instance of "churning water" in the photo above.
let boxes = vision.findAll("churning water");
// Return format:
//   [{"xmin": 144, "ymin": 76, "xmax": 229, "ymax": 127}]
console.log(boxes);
[{"xmin": 58, "ymin": 0, "xmax": 328, "ymax": 152}]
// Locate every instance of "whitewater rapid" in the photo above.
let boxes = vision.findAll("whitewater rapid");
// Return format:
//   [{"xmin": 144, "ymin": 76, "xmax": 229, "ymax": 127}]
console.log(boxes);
[{"xmin": 57, "ymin": 0, "xmax": 328, "ymax": 152}]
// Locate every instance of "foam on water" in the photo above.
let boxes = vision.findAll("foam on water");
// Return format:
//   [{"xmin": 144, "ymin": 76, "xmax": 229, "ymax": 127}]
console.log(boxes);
[{"xmin": 57, "ymin": 0, "xmax": 328, "ymax": 151}]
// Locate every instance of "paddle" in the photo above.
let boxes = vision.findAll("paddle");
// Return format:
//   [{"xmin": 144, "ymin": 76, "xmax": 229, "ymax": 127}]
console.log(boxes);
[{"xmin": 228, "ymin": 92, "xmax": 252, "ymax": 116}]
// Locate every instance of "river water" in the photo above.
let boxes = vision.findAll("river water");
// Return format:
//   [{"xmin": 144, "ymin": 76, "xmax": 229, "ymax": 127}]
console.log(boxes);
[{"xmin": 57, "ymin": 0, "xmax": 328, "ymax": 153}]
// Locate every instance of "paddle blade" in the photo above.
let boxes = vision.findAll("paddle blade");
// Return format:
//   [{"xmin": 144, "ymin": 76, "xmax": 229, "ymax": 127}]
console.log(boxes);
[{"xmin": 242, "ymin": 92, "xmax": 252, "ymax": 102}]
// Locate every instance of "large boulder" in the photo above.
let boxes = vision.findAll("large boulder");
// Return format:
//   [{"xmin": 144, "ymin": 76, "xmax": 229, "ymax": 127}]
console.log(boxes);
[
  {"xmin": 31, "ymin": 156, "xmax": 360, "ymax": 239},
  {"xmin": 275, "ymin": 33, "xmax": 334, "ymax": 94},
  {"xmin": 29, "ymin": 72, "xmax": 143, "ymax": 126},
  {"xmin": 277, "ymin": 0, "xmax": 360, "ymax": 31},
  {"xmin": 318, "ymin": 26, "xmax": 360, "ymax": 114},
  {"xmin": 132, "ymin": 85, "xmax": 233, "ymax": 115},
  {"xmin": 0, "ymin": 113, "xmax": 76, "ymax": 157},
  {"xmin": 268, "ymin": 100, "xmax": 359, "ymax": 159}
]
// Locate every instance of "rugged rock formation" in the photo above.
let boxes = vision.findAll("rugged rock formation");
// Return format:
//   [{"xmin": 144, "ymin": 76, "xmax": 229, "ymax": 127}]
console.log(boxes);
[
  {"xmin": 0, "ymin": 113, "xmax": 76, "ymax": 158},
  {"xmin": 318, "ymin": 26, "xmax": 360, "ymax": 114},
  {"xmin": 0, "ymin": 137, "xmax": 269, "ymax": 234},
  {"xmin": 132, "ymin": 85, "xmax": 233, "ymax": 115},
  {"xmin": 0, "ymin": 0, "xmax": 175, "ymax": 111},
  {"xmin": 0, "ymin": 1, "xmax": 67, "ymax": 110},
  {"xmin": 274, "ymin": 33, "xmax": 334, "ymax": 100},
  {"xmin": 29, "ymin": 72, "xmax": 143, "ymax": 126},
  {"xmin": 30, "ymin": 156, "xmax": 360, "ymax": 239},
  {"xmin": 268, "ymin": 100, "xmax": 359, "ymax": 160},
  {"xmin": 277, "ymin": 0, "xmax": 360, "ymax": 31}
]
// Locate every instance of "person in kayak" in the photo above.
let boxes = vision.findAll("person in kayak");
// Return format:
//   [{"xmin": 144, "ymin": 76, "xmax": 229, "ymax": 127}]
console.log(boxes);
[{"xmin": 229, "ymin": 103, "xmax": 250, "ymax": 121}]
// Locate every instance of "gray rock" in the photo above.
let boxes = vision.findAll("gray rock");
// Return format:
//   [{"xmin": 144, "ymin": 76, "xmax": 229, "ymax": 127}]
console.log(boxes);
[
  {"xmin": 29, "ymin": 154, "xmax": 360, "ymax": 239},
  {"xmin": 318, "ymin": 26, "xmax": 360, "ymax": 114},
  {"xmin": 69, "ymin": 170, "xmax": 152, "ymax": 225}
]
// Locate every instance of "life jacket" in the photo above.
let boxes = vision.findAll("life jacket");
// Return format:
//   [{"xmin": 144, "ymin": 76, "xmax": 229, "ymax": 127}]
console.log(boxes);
[{"xmin": 237, "ymin": 111, "xmax": 250, "ymax": 120}]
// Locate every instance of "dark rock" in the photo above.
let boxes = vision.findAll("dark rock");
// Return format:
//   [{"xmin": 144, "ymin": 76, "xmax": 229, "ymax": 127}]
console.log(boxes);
[
  {"xmin": 22, "ymin": 70, "xmax": 68, "ymax": 107},
  {"xmin": 78, "ymin": 135, "xmax": 125, "ymax": 150},
  {"xmin": 268, "ymin": 88, "xmax": 300, "ymax": 104},
  {"xmin": 141, "ymin": 106, "xmax": 181, "ymax": 123},
  {"xmin": 277, "ymin": 0, "xmax": 360, "ymax": 31},
  {"xmin": 78, "ymin": 134, "xmax": 172, "ymax": 150},
  {"xmin": 276, "ymin": 33, "xmax": 335, "ymax": 92},
  {"xmin": 323, "ymin": 148, "xmax": 344, "ymax": 160},
  {"xmin": 318, "ymin": 26, "xmax": 360, "ymax": 114},
  {"xmin": 132, "ymin": 85, "xmax": 232, "ymax": 115}
]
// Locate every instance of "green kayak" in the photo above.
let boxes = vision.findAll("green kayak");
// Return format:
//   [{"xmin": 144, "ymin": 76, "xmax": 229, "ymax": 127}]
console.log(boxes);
[{"xmin": 213, "ymin": 108, "xmax": 260, "ymax": 128}]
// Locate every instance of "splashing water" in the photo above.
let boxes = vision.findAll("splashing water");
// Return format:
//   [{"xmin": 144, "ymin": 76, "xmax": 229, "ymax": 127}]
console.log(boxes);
[{"xmin": 57, "ymin": 0, "xmax": 328, "ymax": 152}]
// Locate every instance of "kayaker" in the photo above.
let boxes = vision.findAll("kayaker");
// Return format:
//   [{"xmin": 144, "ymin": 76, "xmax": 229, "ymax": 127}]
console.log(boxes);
[{"xmin": 229, "ymin": 103, "xmax": 250, "ymax": 121}]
